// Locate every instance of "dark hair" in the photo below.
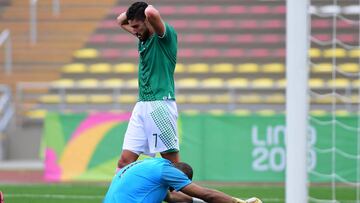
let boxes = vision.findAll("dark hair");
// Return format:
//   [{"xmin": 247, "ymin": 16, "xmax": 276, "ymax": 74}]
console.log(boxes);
[
  {"xmin": 174, "ymin": 162, "xmax": 193, "ymax": 180},
  {"xmin": 126, "ymin": 1, "xmax": 148, "ymax": 21}
]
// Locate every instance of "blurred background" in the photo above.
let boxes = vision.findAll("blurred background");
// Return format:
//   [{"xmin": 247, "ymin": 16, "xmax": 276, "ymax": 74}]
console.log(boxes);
[{"xmin": 0, "ymin": 0, "xmax": 359, "ymax": 202}]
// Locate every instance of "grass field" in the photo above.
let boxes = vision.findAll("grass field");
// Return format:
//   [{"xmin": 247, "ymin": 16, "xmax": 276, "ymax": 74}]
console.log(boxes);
[{"xmin": 0, "ymin": 183, "xmax": 358, "ymax": 203}]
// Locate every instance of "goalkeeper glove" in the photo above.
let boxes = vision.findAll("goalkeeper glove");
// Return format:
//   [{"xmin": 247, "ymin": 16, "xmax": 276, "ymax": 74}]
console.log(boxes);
[{"xmin": 232, "ymin": 197, "xmax": 262, "ymax": 203}]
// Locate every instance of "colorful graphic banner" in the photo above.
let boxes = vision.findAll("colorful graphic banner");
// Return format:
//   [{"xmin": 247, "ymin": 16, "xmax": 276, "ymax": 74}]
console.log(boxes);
[
  {"xmin": 43, "ymin": 113, "xmax": 359, "ymax": 182},
  {"xmin": 43, "ymin": 112, "xmax": 131, "ymax": 181}
]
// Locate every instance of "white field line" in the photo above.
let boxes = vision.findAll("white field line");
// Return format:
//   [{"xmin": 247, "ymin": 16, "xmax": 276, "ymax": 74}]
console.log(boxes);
[{"xmin": 4, "ymin": 194, "xmax": 283, "ymax": 202}]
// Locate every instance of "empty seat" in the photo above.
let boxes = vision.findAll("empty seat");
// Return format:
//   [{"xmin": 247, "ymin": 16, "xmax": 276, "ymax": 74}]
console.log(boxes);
[
  {"xmin": 311, "ymin": 19, "xmax": 331, "ymax": 28},
  {"xmin": 226, "ymin": 6, "xmax": 246, "ymax": 14},
  {"xmin": 238, "ymin": 94, "xmax": 262, "ymax": 103},
  {"xmin": 89, "ymin": 95, "xmax": 113, "ymax": 104},
  {"xmin": 327, "ymin": 78, "xmax": 350, "ymax": 88},
  {"xmin": 113, "ymin": 63, "xmax": 137, "ymax": 73},
  {"xmin": 352, "ymin": 79, "xmax": 360, "ymax": 88},
  {"xmin": 309, "ymin": 110, "xmax": 327, "ymax": 116},
  {"xmin": 177, "ymin": 78, "xmax": 199, "ymax": 88},
  {"xmin": 39, "ymin": 95, "xmax": 61, "ymax": 103},
  {"xmin": 248, "ymin": 49, "xmax": 270, "ymax": 58},
  {"xmin": 311, "ymin": 63, "xmax": 333, "ymax": 73},
  {"xmin": 183, "ymin": 34, "xmax": 205, "ymax": 43},
  {"xmin": 187, "ymin": 64, "xmax": 209, "ymax": 73},
  {"xmin": 312, "ymin": 34, "xmax": 331, "ymax": 41},
  {"xmin": 262, "ymin": 63, "xmax": 284, "ymax": 73},
  {"xmin": 200, "ymin": 49, "xmax": 220, "ymax": 58},
  {"xmin": 210, "ymin": 34, "xmax": 230, "ymax": 43},
  {"xmin": 126, "ymin": 78, "xmax": 138, "ymax": 88},
  {"xmin": 181, "ymin": 109, "xmax": 200, "ymax": 115},
  {"xmin": 260, "ymin": 34, "xmax": 282, "ymax": 44},
  {"xmin": 224, "ymin": 49, "xmax": 245, "ymax": 57},
  {"xmin": 202, "ymin": 6, "xmax": 222, "ymax": 14},
  {"xmin": 239, "ymin": 20, "xmax": 258, "ymax": 29},
  {"xmin": 348, "ymin": 49, "xmax": 360, "ymax": 58},
  {"xmin": 232, "ymin": 109, "xmax": 251, "ymax": 116},
  {"xmin": 77, "ymin": 79, "xmax": 100, "ymax": 88},
  {"xmin": 309, "ymin": 48, "xmax": 322, "ymax": 58},
  {"xmin": 158, "ymin": 6, "xmax": 177, "ymax": 15},
  {"xmin": 61, "ymin": 63, "xmax": 87, "ymax": 73},
  {"xmin": 313, "ymin": 96, "xmax": 333, "ymax": 104},
  {"xmin": 323, "ymin": 48, "xmax": 346, "ymax": 58},
  {"xmin": 193, "ymin": 20, "xmax": 211, "ymax": 29},
  {"xmin": 26, "ymin": 109, "xmax": 47, "ymax": 119},
  {"xmin": 256, "ymin": 109, "xmax": 276, "ymax": 116},
  {"xmin": 276, "ymin": 79, "xmax": 287, "ymax": 88},
  {"xmin": 265, "ymin": 94, "xmax": 285, "ymax": 103},
  {"xmin": 117, "ymin": 94, "xmax": 137, "ymax": 103},
  {"xmin": 237, "ymin": 63, "xmax": 259, "ymax": 73},
  {"xmin": 337, "ymin": 34, "xmax": 356, "ymax": 43},
  {"xmin": 175, "ymin": 95, "xmax": 186, "ymax": 104},
  {"xmin": 202, "ymin": 78, "xmax": 224, "ymax": 88},
  {"xmin": 178, "ymin": 49, "xmax": 194, "ymax": 58},
  {"xmin": 102, "ymin": 78, "xmax": 125, "ymax": 88},
  {"xmin": 51, "ymin": 79, "xmax": 75, "ymax": 88},
  {"xmin": 234, "ymin": 34, "xmax": 255, "ymax": 43},
  {"xmin": 101, "ymin": 49, "xmax": 121, "ymax": 59},
  {"xmin": 112, "ymin": 34, "xmax": 133, "ymax": 43},
  {"xmin": 335, "ymin": 110, "xmax": 351, "ymax": 116},
  {"xmin": 207, "ymin": 109, "xmax": 226, "ymax": 116},
  {"xmin": 175, "ymin": 63, "xmax": 185, "ymax": 73},
  {"xmin": 226, "ymin": 78, "xmax": 249, "ymax": 88},
  {"xmin": 73, "ymin": 48, "xmax": 98, "ymax": 58},
  {"xmin": 211, "ymin": 63, "xmax": 235, "ymax": 73},
  {"xmin": 89, "ymin": 63, "xmax": 112, "ymax": 73},
  {"xmin": 88, "ymin": 34, "xmax": 107, "ymax": 43},
  {"xmin": 250, "ymin": 5, "xmax": 270, "ymax": 14},
  {"xmin": 213, "ymin": 94, "xmax": 232, "ymax": 103},
  {"xmin": 66, "ymin": 95, "xmax": 87, "ymax": 104},
  {"xmin": 179, "ymin": 6, "xmax": 199, "ymax": 14},
  {"xmin": 308, "ymin": 78, "xmax": 325, "ymax": 88},
  {"xmin": 252, "ymin": 78, "xmax": 275, "ymax": 88},
  {"xmin": 351, "ymin": 95, "xmax": 359, "ymax": 103},
  {"xmin": 217, "ymin": 20, "xmax": 236, "ymax": 29},
  {"xmin": 187, "ymin": 95, "xmax": 211, "ymax": 104},
  {"xmin": 338, "ymin": 63, "xmax": 359, "ymax": 73},
  {"xmin": 263, "ymin": 20, "xmax": 283, "ymax": 29}
]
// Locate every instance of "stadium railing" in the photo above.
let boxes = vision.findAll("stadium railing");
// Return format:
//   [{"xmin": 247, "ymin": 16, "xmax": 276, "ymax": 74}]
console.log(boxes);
[
  {"xmin": 0, "ymin": 84, "xmax": 14, "ymax": 160},
  {"xmin": 0, "ymin": 29, "xmax": 12, "ymax": 75}
]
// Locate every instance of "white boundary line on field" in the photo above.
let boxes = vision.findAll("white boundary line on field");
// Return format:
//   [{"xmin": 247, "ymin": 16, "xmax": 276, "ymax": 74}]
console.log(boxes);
[
  {"xmin": 5, "ymin": 194, "xmax": 104, "ymax": 199},
  {"xmin": 4, "ymin": 194, "xmax": 283, "ymax": 202}
]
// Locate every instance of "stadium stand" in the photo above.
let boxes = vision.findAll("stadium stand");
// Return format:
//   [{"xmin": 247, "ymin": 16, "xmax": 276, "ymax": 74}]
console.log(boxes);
[{"xmin": 6, "ymin": 0, "xmax": 358, "ymax": 124}]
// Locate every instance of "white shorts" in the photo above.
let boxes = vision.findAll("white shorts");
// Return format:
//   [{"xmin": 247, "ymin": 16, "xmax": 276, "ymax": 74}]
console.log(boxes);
[{"xmin": 122, "ymin": 100, "xmax": 179, "ymax": 157}]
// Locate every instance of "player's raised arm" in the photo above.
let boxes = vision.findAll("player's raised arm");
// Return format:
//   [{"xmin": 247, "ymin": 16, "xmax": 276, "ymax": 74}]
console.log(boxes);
[
  {"xmin": 144, "ymin": 5, "xmax": 165, "ymax": 37},
  {"xmin": 116, "ymin": 12, "xmax": 136, "ymax": 35}
]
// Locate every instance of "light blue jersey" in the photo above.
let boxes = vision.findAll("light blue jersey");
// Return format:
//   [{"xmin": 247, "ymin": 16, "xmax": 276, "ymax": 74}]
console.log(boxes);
[{"xmin": 103, "ymin": 158, "xmax": 191, "ymax": 203}]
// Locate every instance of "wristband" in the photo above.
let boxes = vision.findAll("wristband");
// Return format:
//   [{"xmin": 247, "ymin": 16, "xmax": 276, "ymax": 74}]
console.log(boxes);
[{"xmin": 192, "ymin": 197, "xmax": 206, "ymax": 203}]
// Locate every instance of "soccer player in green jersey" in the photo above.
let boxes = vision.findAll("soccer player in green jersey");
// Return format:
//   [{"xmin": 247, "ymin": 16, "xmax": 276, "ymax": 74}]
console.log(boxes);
[{"xmin": 116, "ymin": 2, "xmax": 180, "ymax": 170}]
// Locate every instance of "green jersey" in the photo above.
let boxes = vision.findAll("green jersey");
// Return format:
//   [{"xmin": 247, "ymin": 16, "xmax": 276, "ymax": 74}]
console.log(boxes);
[{"xmin": 137, "ymin": 22, "xmax": 177, "ymax": 101}]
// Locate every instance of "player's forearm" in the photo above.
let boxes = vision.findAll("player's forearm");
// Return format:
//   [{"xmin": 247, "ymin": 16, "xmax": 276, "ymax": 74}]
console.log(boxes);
[
  {"xmin": 198, "ymin": 188, "xmax": 237, "ymax": 203},
  {"xmin": 116, "ymin": 12, "xmax": 128, "ymax": 26},
  {"xmin": 116, "ymin": 12, "xmax": 134, "ymax": 34},
  {"xmin": 165, "ymin": 191, "xmax": 192, "ymax": 203}
]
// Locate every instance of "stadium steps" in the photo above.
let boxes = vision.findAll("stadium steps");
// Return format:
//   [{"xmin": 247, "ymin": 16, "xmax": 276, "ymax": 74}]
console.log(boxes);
[{"xmin": 0, "ymin": 0, "xmax": 117, "ymax": 84}]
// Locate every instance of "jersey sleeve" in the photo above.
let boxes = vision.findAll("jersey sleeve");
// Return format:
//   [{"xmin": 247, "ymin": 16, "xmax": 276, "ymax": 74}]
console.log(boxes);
[
  {"xmin": 161, "ymin": 163, "xmax": 192, "ymax": 191},
  {"xmin": 158, "ymin": 22, "xmax": 176, "ymax": 44}
]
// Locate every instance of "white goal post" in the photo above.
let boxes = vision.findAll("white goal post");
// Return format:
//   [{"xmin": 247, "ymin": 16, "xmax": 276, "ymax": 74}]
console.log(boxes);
[{"xmin": 285, "ymin": 0, "xmax": 310, "ymax": 203}]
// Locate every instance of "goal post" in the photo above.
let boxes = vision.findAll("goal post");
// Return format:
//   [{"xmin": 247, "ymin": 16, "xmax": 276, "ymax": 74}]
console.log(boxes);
[{"xmin": 285, "ymin": 0, "xmax": 310, "ymax": 203}]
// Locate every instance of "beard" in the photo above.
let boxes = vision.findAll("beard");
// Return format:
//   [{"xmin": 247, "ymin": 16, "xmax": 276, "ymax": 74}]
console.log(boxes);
[{"xmin": 137, "ymin": 29, "xmax": 151, "ymax": 42}]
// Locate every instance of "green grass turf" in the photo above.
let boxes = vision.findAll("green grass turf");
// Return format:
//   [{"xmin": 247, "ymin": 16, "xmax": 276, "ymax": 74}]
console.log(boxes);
[{"xmin": 0, "ymin": 183, "xmax": 358, "ymax": 203}]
